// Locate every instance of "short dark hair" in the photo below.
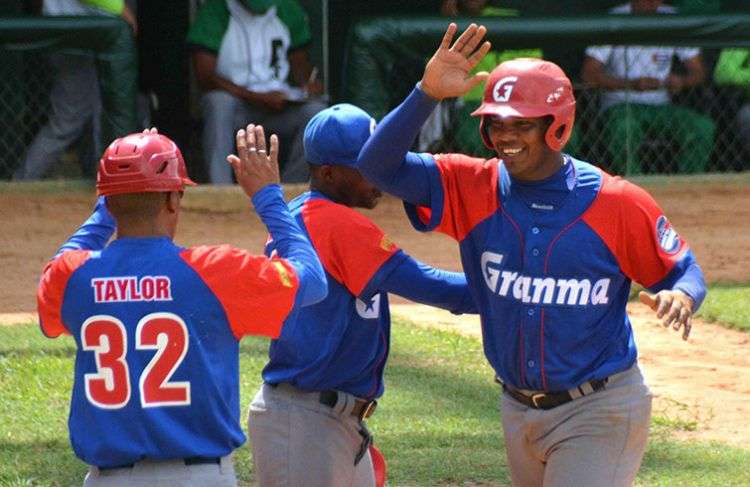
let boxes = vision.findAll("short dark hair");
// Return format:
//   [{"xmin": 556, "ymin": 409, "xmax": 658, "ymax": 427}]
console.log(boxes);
[{"xmin": 106, "ymin": 192, "xmax": 168, "ymax": 221}]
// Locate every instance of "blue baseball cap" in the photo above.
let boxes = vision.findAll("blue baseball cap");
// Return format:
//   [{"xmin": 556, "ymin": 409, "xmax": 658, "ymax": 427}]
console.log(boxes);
[{"xmin": 303, "ymin": 104, "xmax": 376, "ymax": 167}]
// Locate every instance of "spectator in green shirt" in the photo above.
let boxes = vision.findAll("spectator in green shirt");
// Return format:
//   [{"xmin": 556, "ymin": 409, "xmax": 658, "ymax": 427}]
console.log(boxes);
[
  {"xmin": 713, "ymin": 48, "xmax": 750, "ymax": 154},
  {"xmin": 13, "ymin": 0, "xmax": 136, "ymax": 180},
  {"xmin": 187, "ymin": 0, "xmax": 326, "ymax": 184}
]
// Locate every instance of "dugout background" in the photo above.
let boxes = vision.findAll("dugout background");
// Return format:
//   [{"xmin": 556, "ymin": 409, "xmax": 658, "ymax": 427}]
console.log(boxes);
[{"xmin": 2, "ymin": 0, "xmax": 750, "ymax": 180}]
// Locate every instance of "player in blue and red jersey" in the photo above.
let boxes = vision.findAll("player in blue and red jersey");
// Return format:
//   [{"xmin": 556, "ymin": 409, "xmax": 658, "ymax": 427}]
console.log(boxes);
[
  {"xmin": 356, "ymin": 24, "xmax": 707, "ymax": 487},
  {"xmin": 36, "ymin": 126, "xmax": 326, "ymax": 487},
  {"xmin": 247, "ymin": 104, "xmax": 477, "ymax": 487}
]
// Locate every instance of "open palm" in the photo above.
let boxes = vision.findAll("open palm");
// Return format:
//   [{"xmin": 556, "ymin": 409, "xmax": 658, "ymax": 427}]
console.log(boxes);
[{"xmin": 421, "ymin": 23, "xmax": 492, "ymax": 101}]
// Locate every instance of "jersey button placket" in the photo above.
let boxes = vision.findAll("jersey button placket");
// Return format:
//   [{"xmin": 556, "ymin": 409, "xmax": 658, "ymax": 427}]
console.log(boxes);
[{"xmin": 525, "ymin": 224, "xmax": 543, "ymax": 387}]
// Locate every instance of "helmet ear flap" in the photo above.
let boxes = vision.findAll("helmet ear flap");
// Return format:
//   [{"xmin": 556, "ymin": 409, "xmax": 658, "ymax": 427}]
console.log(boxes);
[{"xmin": 544, "ymin": 104, "xmax": 575, "ymax": 151}]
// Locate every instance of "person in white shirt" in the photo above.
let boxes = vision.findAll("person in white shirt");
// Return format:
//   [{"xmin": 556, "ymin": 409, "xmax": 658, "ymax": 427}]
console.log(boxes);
[
  {"xmin": 188, "ymin": 0, "xmax": 326, "ymax": 184},
  {"xmin": 580, "ymin": 0, "xmax": 715, "ymax": 174}
]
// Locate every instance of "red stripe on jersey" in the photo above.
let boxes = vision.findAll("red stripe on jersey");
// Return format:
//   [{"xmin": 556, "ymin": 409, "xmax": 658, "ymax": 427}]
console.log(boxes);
[
  {"xmin": 37, "ymin": 250, "xmax": 91, "ymax": 337},
  {"xmin": 302, "ymin": 199, "xmax": 399, "ymax": 296},
  {"xmin": 180, "ymin": 245, "xmax": 299, "ymax": 339},
  {"xmin": 582, "ymin": 173, "xmax": 688, "ymax": 288},
  {"xmin": 432, "ymin": 154, "xmax": 500, "ymax": 242}
]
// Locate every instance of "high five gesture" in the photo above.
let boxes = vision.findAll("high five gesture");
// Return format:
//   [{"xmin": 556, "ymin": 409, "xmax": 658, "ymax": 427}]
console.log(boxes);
[
  {"xmin": 421, "ymin": 23, "xmax": 492, "ymax": 101},
  {"xmin": 227, "ymin": 124, "xmax": 281, "ymax": 198}
]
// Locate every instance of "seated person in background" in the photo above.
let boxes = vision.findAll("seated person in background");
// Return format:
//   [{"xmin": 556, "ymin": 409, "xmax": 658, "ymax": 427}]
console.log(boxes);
[
  {"xmin": 713, "ymin": 47, "xmax": 750, "ymax": 155},
  {"xmin": 188, "ymin": 0, "xmax": 326, "ymax": 184},
  {"xmin": 13, "ymin": 0, "xmax": 136, "ymax": 181},
  {"xmin": 580, "ymin": 0, "xmax": 715, "ymax": 174},
  {"xmin": 435, "ymin": 0, "xmax": 542, "ymax": 157}
]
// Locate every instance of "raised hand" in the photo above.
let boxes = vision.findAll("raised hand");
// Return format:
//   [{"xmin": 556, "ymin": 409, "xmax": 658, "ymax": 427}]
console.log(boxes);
[
  {"xmin": 639, "ymin": 290, "xmax": 694, "ymax": 341},
  {"xmin": 226, "ymin": 124, "xmax": 280, "ymax": 198},
  {"xmin": 421, "ymin": 22, "xmax": 492, "ymax": 101}
]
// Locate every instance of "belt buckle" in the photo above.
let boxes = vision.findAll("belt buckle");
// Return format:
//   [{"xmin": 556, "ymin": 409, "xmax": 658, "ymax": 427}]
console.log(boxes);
[
  {"xmin": 359, "ymin": 400, "xmax": 377, "ymax": 421},
  {"xmin": 530, "ymin": 393, "xmax": 546, "ymax": 409}
]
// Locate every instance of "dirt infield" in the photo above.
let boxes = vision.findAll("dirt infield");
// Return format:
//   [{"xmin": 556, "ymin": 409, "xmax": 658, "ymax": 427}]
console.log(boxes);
[{"xmin": 1, "ymin": 175, "xmax": 748, "ymax": 447}]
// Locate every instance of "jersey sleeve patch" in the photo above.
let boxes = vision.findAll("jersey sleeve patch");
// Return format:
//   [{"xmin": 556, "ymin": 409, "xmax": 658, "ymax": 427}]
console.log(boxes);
[
  {"xmin": 180, "ymin": 245, "xmax": 299, "ymax": 339},
  {"xmin": 431, "ymin": 154, "xmax": 499, "ymax": 242},
  {"xmin": 37, "ymin": 250, "xmax": 92, "ymax": 338},
  {"xmin": 582, "ymin": 174, "xmax": 689, "ymax": 288},
  {"xmin": 302, "ymin": 200, "xmax": 400, "ymax": 296}
]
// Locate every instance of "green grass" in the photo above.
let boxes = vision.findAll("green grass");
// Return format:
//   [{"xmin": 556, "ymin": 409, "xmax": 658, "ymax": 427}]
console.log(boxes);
[
  {"xmin": 1, "ymin": 319, "xmax": 749, "ymax": 487},
  {"xmin": 696, "ymin": 284, "xmax": 750, "ymax": 332}
]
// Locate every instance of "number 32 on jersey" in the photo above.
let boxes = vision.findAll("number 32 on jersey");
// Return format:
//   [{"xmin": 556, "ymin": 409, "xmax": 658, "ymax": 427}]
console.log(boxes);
[{"xmin": 81, "ymin": 312, "xmax": 190, "ymax": 409}]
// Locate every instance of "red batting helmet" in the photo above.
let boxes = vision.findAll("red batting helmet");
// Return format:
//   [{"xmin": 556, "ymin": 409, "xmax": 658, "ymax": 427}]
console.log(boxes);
[
  {"xmin": 471, "ymin": 58, "xmax": 576, "ymax": 152},
  {"xmin": 96, "ymin": 132, "xmax": 196, "ymax": 196}
]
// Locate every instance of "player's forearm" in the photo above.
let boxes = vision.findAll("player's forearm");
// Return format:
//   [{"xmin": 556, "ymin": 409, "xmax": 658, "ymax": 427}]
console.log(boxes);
[
  {"xmin": 380, "ymin": 255, "xmax": 477, "ymax": 315},
  {"xmin": 357, "ymin": 84, "xmax": 437, "ymax": 205},
  {"xmin": 584, "ymin": 70, "xmax": 631, "ymax": 91},
  {"xmin": 252, "ymin": 184, "xmax": 326, "ymax": 306},
  {"xmin": 672, "ymin": 262, "xmax": 707, "ymax": 311},
  {"xmin": 202, "ymin": 71, "xmax": 256, "ymax": 102},
  {"xmin": 54, "ymin": 196, "xmax": 116, "ymax": 258},
  {"xmin": 581, "ymin": 58, "xmax": 631, "ymax": 91}
]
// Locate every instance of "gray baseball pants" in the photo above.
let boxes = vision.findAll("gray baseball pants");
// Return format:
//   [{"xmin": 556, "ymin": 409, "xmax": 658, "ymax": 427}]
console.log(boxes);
[
  {"xmin": 201, "ymin": 90, "xmax": 326, "ymax": 184},
  {"xmin": 14, "ymin": 52, "xmax": 102, "ymax": 180},
  {"xmin": 248, "ymin": 383, "xmax": 376, "ymax": 487},
  {"xmin": 83, "ymin": 455, "xmax": 236, "ymax": 487},
  {"xmin": 500, "ymin": 363, "xmax": 652, "ymax": 487}
]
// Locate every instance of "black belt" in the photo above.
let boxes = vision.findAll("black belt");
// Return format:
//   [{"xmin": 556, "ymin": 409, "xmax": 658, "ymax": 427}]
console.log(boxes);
[
  {"xmin": 319, "ymin": 390, "xmax": 378, "ymax": 421},
  {"xmin": 97, "ymin": 456, "xmax": 221, "ymax": 472},
  {"xmin": 501, "ymin": 378, "xmax": 608, "ymax": 410}
]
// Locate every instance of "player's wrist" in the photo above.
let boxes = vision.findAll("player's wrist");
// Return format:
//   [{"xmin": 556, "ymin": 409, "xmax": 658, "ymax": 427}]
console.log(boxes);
[
  {"xmin": 251, "ymin": 183, "xmax": 283, "ymax": 211},
  {"xmin": 417, "ymin": 81, "xmax": 442, "ymax": 102}
]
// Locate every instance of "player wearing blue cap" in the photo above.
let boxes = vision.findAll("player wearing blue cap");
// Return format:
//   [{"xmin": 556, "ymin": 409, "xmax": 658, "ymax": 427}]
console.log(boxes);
[
  {"xmin": 37, "ymin": 127, "xmax": 326, "ymax": 486},
  {"xmin": 356, "ymin": 24, "xmax": 706, "ymax": 487},
  {"xmin": 247, "ymin": 104, "xmax": 478, "ymax": 487}
]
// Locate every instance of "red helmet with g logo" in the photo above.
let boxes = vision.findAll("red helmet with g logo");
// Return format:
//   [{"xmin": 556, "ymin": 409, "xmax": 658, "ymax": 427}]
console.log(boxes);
[
  {"xmin": 96, "ymin": 132, "xmax": 196, "ymax": 196},
  {"xmin": 471, "ymin": 58, "xmax": 576, "ymax": 151}
]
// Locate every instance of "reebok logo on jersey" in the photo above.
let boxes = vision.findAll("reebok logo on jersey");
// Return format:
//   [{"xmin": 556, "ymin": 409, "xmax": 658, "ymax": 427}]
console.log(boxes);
[
  {"xmin": 481, "ymin": 252, "xmax": 610, "ymax": 306},
  {"xmin": 92, "ymin": 276, "xmax": 173, "ymax": 303},
  {"xmin": 655, "ymin": 215, "xmax": 680, "ymax": 254}
]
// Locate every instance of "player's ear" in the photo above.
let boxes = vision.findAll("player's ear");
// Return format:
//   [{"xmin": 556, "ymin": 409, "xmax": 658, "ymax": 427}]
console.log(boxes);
[
  {"xmin": 319, "ymin": 165, "xmax": 336, "ymax": 183},
  {"xmin": 165, "ymin": 191, "xmax": 181, "ymax": 213}
]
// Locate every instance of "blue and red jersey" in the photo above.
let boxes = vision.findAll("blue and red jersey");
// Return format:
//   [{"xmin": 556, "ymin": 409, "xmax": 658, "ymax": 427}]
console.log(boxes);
[
  {"xmin": 262, "ymin": 191, "xmax": 407, "ymax": 399},
  {"xmin": 357, "ymin": 85, "xmax": 706, "ymax": 392},
  {"xmin": 36, "ymin": 186, "xmax": 323, "ymax": 468}
]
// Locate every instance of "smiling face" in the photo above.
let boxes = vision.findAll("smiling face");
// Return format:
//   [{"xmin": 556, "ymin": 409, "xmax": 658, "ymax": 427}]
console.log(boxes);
[{"xmin": 486, "ymin": 115, "xmax": 564, "ymax": 181}]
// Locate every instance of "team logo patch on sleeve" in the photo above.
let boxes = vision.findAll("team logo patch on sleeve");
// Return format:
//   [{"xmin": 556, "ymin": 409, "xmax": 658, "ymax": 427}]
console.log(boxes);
[
  {"xmin": 379, "ymin": 235, "xmax": 395, "ymax": 252},
  {"xmin": 655, "ymin": 215, "xmax": 681, "ymax": 254}
]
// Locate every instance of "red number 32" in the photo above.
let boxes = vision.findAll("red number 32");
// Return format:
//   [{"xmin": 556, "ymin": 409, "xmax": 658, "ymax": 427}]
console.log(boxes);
[{"xmin": 81, "ymin": 312, "xmax": 191, "ymax": 409}]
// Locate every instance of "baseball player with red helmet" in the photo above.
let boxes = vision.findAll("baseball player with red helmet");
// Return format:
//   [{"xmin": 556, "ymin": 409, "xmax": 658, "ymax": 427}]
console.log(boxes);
[
  {"xmin": 356, "ymin": 24, "xmax": 707, "ymax": 486},
  {"xmin": 247, "ymin": 104, "xmax": 477, "ymax": 487},
  {"xmin": 37, "ymin": 127, "xmax": 326, "ymax": 486}
]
